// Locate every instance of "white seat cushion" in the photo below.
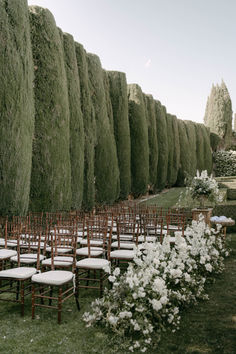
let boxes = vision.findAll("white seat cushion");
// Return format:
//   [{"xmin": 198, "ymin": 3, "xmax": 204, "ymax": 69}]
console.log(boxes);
[
  {"xmin": 76, "ymin": 247, "xmax": 103, "ymax": 257},
  {"xmin": 76, "ymin": 258, "xmax": 110, "ymax": 270},
  {"xmin": 110, "ymin": 250, "xmax": 135, "ymax": 259},
  {"xmin": 112, "ymin": 234, "xmax": 134, "ymax": 241},
  {"xmin": 31, "ymin": 270, "xmax": 73, "ymax": 286},
  {"xmin": 80, "ymin": 239, "xmax": 103, "ymax": 246},
  {"xmin": 46, "ymin": 246, "xmax": 72, "ymax": 254},
  {"xmin": 0, "ymin": 238, "xmax": 5, "ymax": 246},
  {"xmin": 10, "ymin": 254, "xmax": 45, "ymax": 264},
  {"xmin": 42, "ymin": 256, "xmax": 73, "ymax": 267},
  {"xmin": 111, "ymin": 241, "xmax": 135, "ymax": 249},
  {"xmin": 0, "ymin": 267, "xmax": 37, "ymax": 279},
  {"xmin": 138, "ymin": 236, "xmax": 157, "ymax": 242},
  {"xmin": 0, "ymin": 249, "xmax": 17, "ymax": 260}
]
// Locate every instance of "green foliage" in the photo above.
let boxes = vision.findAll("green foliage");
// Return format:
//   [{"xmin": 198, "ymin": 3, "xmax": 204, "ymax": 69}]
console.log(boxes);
[
  {"xmin": 87, "ymin": 53, "xmax": 120, "ymax": 204},
  {"xmin": 128, "ymin": 84, "xmax": 149, "ymax": 196},
  {"xmin": 62, "ymin": 32, "xmax": 85, "ymax": 209},
  {"xmin": 29, "ymin": 6, "xmax": 71, "ymax": 212},
  {"xmin": 210, "ymin": 132, "xmax": 221, "ymax": 152},
  {"xmin": 171, "ymin": 115, "xmax": 180, "ymax": 186},
  {"xmin": 144, "ymin": 95, "xmax": 158, "ymax": 191},
  {"xmin": 184, "ymin": 120, "xmax": 197, "ymax": 177},
  {"xmin": 166, "ymin": 114, "xmax": 174, "ymax": 187},
  {"xmin": 201, "ymin": 125, "xmax": 213, "ymax": 174},
  {"xmin": 176, "ymin": 119, "xmax": 191, "ymax": 186},
  {"xmin": 75, "ymin": 42, "xmax": 95, "ymax": 210},
  {"xmin": 0, "ymin": 0, "xmax": 34, "ymax": 216},
  {"xmin": 155, "ymin": 101, "xmax": 168, "ymax": 190},
  {"xmin": 195, "ymin": 123, "xmax": 205, "ymax": 173},
  {"xmin": 107, "ymin": 71, "xmax": 131, "ymax": 199},
  {"xmin": 204, "ymin": 81, "xmax": 233, "ymax": 149},
  {"xmin": 213, "ymin": 150, "xmax": 236, "ymax": 177}
]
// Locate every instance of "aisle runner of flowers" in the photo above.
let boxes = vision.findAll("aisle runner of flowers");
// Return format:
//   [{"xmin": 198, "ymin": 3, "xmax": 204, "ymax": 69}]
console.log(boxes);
[{"xmin": 83, "ymin": 218, "xmax": 229, "ymax": 352}]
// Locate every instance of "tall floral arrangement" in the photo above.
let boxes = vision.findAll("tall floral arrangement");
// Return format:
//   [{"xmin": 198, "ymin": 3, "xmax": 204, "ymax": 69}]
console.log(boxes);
[{"xmin": 83, "ymin": 219, "xmax": 228, "ymax": 352}]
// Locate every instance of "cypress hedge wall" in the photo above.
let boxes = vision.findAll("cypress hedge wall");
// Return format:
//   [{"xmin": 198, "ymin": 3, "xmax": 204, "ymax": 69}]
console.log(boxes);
[
  {"xmin": 145, "ymin": 95, "xmax": 158, "ymax": 192},
  {"xmin": 194, "ymin": 123, "xmax": 205, "ymax": 173},
  {"xmin": 0, "ymin": 0, "xmax": 34, "ymax": 216},
  {"xmin": 62, "ymin": 32, "xmax": 85, "ymax": 209},
  {"xmin": 128, "ymin": 84, "xmax": 149, "ymax": 196},
  {"xmin": 87, "ymin": 53, "xmax": 120, "ymax": 204},
  {"xmin": 184, "ymin": 120, "xmax": 197, "ymax": 177},
  {"xmin": 201, "ymin": 125, "xmax": 213, "ymax": 174},
  {"xmin": 29, "ymin": 6, "xmax": 71, "ymax": 211},
  {"xmin": 170, "ymin": 115, "xmax": 180, "ymax": 186},
  {"xmin": 75, "ymin": 42, "xmax": 96, "ymax": 210},
  {"xmin": 176, "ymin": 119, "xmax": 191, "ymax": 186},
  {"xmin": 108, "ymin": 71, "xmax": 131, "ymax": 200},
  {"xmin": 166, "ymin": 114, "xmax": 174, "ymax": 187},
  {"xmin": 155, "ymin": 101, "xmax": 168, "ymax": 190}
]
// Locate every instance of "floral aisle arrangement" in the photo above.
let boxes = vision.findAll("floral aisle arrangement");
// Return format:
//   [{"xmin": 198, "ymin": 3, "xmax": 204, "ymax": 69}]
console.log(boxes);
[
  {"xmin": 179, "ymin": 170, "xmax": 223, "ymax": 208},
  {"xmin": 83, "ymin": 219, "xmax": 229, "ymax": 352}
]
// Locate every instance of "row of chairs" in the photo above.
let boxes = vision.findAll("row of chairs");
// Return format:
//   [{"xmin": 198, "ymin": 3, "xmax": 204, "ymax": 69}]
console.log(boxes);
[{"xmin": 0, "ymin": 206, "xmax": 191, "ymax": 323}]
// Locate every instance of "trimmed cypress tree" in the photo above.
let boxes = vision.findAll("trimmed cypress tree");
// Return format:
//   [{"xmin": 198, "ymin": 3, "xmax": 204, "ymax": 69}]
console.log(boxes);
[
  {"xmin": 0, "ymin": 0, "xmax": 34, "ymax": 216},
  {"xmin": 75, "ymin": 42, "xmax": 96, "ymax": 210},
  {"xmin": 204, "ymin": 81, "xmax": 232, "ymax": 149},
  {"xmin": 29, "ymin": 6, "xmax": 71, "ymax": 211},
  {"xmin": 128, "ymin": 84, "xmax": 149, "ymax": 196},
  {"xmin": 103, "ymin": 70, "xmax": 114, "ymax": 134},
  {"xmin": 144, "ymin": 95, "xmax": 158, "ymax": 192},
  {"xmin": 170, "ymin": 115, "xmax": 180, "ymax": 186},
  {"xmin": 194, "ymin": 123, "xmax": 205, "ymax": 173},
  {"xmin": 108, "ymin": 71, "xmax": 131, "ymax": 199},
  {"xmin": 166, "ymin": 113, "xmax": 174, "ymax": 187},
  {"xmin": 87, "ymin": 53, "xmax": 120, "ymax": 204},
  {"xmin": 176, "ymin": 119, "xmax": 191, "ymax": 186},
  {"xmin": 184, "ymin": 120, "xmax": 197, "ymax": 177},
  {"xmin": 62, "ymin": 32, "xmax": 85, "ymax": 209},
  {"xmin": 155, "ymin": 101, "xmax": 168, "ymax": 190},
  {"xmin": 201, "ymin": 125, "xmax": 213, "ymax": 174}
]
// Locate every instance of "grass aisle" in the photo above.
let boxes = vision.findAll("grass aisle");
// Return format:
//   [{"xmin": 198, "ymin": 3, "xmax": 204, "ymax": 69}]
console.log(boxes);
[{"xmin": 151, "ymin": 234, "xmax": 236, "ymax": 354}]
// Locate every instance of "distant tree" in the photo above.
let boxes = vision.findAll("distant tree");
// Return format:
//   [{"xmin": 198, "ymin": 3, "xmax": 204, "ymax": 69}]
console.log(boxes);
[{"xmin": 204, "ymin": 80, "xmax": 232, "ymax": 149}]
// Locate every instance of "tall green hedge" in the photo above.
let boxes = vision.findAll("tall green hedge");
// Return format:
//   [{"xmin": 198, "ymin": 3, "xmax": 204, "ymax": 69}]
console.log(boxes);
[
  {"xmin": 194, "ymin": 123, "xmax": 205, "ymax": 173},
  {"xmin": 75, "ymin": 43, "xmax": 96, "ymax": 210},
  {"xmin": 176, "ymin": 119, "xmax": 191, "ymax": 186},
  {"xmin": 62, "ymin": 32, "xmax": 85, "ymax": 209},
  {"xmin": 201, "ymin": 125, "xmax": 212, "ymax": 174},
  {"xmin": 170, "ymin": 115, "xmax": 180, "ymax": 186},
  {"xmin": 108, "ymin": 71, "xmax": 131, "ymax": 199},
  {"xmin": 128, "ymin": 84, "xmax": 149, "ymax": 196},
  {"xmin": 29, "ymin": 6, "xmax": 71, "ymax": 211},
  {"xmin": 144, "ymin": 95, "xmax": 158, "ymax": 192},
  {"xmin": 0, "ymin": 0, "xmax": 34, "ymax": 216},
  {"xmin": 166, "ymin": 114, "xmax": 174, "ymax": 187},
  {"xmin": 155, "ymin": 101, "xmax": 168, "ymax": 190},
  {"xmin": 87, "ymin": 53, "xmax": 120, "ymax": 204},
  {"xmin": 184, "ymin": 120, "xmax": 197, "ymax": 177}
]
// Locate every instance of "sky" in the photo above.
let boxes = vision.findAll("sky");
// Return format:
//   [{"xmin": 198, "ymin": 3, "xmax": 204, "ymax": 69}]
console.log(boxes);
[{"xmin": 27, "ymin": 0, "xmax": 236, "ymax": 123}]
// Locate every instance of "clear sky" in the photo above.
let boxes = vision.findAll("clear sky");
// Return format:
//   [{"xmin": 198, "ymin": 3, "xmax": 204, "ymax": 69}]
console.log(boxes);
[{"xmin": 27, "ymin": 0, "xmax": 236, "ymax": 123}]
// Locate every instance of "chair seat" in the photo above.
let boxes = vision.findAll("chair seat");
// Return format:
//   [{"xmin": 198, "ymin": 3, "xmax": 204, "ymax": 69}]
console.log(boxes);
[
  {"xmin": 76, "ymin": 258, "xmax": 110, "ymax": 270},
  {"xmin": 80, "ymin": 239, "xmax": 103, "ymax": 246},
  {"xmin": 111, "ymin": 241, "xmax": 135, "ymax": 249},
  {"xmin": 0, "ymin": 267, "xmax": 37, "ymax": 279},
  {"xmin": 0, "ymin": 249, "xmax": 17, "ymax": 260},
  {"xmin": 76, "ymin": 247, "xmax": 103, "ymax": 257},
  {"xmin": 42, "ymin": 256, "xmax": 73, "ymax": 267},
  {"xmin": 32, "ymin": 270, "xmax": 73, "ymax": 286},
  {"xmin": 10, "ymin": 254, "xmax": 45, "ymax": 264},
  {"xmin": 138, "ymin": 236, "xmax": 157, "ymax": 242},
  {"xmin": 112, "ymin": 234, "xmax": 133, "ymax": 241},
  {"xmin": 46, "ymin": 246, "xmax": 72, "ymax": 254},
  {"xmin": 110, "ymin": 250, "xmax": 135, "ymax": 259}
]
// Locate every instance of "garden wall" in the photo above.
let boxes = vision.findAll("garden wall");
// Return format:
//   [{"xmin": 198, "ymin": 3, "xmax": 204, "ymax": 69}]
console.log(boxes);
[{"xmin": 0, "ymin": 2, "xmax": 213, "ymax": 214}]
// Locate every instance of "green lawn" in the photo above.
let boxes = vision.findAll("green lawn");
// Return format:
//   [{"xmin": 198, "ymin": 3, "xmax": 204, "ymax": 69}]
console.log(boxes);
[{"xmin": 0, "ymin": 188, "xmax": 236, "ymax": 353}]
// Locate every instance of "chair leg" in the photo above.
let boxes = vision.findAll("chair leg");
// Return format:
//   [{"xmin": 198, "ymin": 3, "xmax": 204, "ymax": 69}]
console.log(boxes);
[
  {"xmin": 100, "ymin": 270, "xmax": 103, "ymax": 297},
  {"xmin": 32, "ymin": 284, "xmax": 35, "ymax": 319},
  {"xmin": 16, "ymin": 280, "xmax": 20, "ymax": 300},
  {"xmin": 58, "ymin": 287, "xmax": 62, "ymax": 324},
  {"xmin": 86, "ymin": 270, "xmax": 90, "ymax": 287},
  {"xmin": 49, "ymin": 286, "xmax": 53, "ymax": 306},
  {"xmin": 20, "ymin": 281, "xmax": 24, "ymax": 317}
]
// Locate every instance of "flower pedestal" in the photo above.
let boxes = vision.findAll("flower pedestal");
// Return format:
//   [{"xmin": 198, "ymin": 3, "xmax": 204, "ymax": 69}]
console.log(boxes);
[{"xmin": 192, "ymin": 208, "xmax": 213, "ymax": 226}]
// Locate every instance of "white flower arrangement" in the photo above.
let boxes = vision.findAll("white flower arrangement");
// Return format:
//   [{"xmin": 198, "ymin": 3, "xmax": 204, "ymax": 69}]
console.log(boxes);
[
  {"xmin": 83, "ymin": 218, "xmax": 229, "ymax": 352},
  {"xmin": 183, "ymin": 170, "xmax": 222, "ymax": 208}
]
